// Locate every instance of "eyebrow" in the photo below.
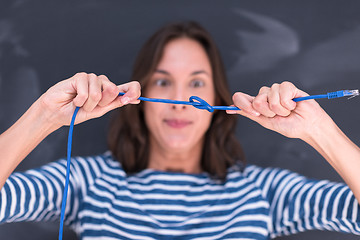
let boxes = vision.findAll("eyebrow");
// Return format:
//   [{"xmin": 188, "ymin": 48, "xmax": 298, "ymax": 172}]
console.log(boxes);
[
  {"xmin": 155, "ymin": 69, "xmax": 171, "ymax": 75},
  {"xmin": 155, "ymin": 69, "xmax": 210, "ymax": 77},
  {"xmin": 191, "ymin": 70, "xmax": 210, "ymax": 76}
]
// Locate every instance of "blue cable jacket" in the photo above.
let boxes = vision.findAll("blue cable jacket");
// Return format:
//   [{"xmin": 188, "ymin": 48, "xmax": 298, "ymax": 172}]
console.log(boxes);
[
  {"xmin": 292, "ymin": 94, "xmax": 328, "ymax": 102},
  {"xmin": 58, "ymin": 106, "xmax": 79, "ymax": 240},
  {"xmin": 58, "ymin": 89, "xmax": 357, "ymax": 239}
]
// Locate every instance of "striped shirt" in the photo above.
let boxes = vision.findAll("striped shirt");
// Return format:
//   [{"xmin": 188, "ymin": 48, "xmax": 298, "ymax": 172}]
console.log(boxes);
[{"xmin": 1, "ymin": 152, "xmax": 359, "ymax": 239}]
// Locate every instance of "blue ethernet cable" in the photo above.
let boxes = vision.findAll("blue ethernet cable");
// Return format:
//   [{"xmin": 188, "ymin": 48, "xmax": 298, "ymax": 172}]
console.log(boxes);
[
  {"xmin": 117, "ymin": 89, "xmax": 359, "ymax": 112},
  {"xmin": 292, "ymin": 90, "xmax": 359, "ymax": 102},
  {"xmin": 58, "ymin": 89, "xmax": 358, "ymax": 240}
]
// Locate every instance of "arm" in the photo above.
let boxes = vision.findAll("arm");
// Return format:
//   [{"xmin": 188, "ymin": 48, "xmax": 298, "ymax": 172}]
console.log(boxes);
[
  {"xmin": 229, "ymin": 81, "xmax": 360, "ymax": 202},
  {"xmin": 245, "ymin": 165, "xmax": 360, "ymax": 237},
  {"xmin": 304, "ymin": 116, "xmax": 360, "ymax": 202},
  {"xmin": 0, "ymin": 155, "xmax": 106, "ymax": 227},
  {"xmin": 0, "ymin": 72, "xmax": 141, "ymax": 190}
]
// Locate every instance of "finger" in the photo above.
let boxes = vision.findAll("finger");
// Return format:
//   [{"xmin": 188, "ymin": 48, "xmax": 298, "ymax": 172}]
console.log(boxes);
[
  {"xmin": 228, "ymin": 92, "xmax": 260, "ymax": 116},
  {"xmin": 82, "ymin": 73, "xmax": 102, "ymax": 112},
  {"xmin": 117, "ymin": 81, "xmax": 141, "ymax": 105},
  {"xmin": 97, "ymin": 75, "xmax": 119, "ymax": 107},
  {"xmin": 85, "ymin": 81, "xmax": 142, "ymax": 119},
  {"xmin": 279, "ymin": 81, "xmax": 298, "ymax": 111},
  {"xmin": 72, "ymin": 72, "xmax": 89, "ymax": 107},
  {"xmin": 85, "ymin": 97, "xmax": 129, "ymax": 119},
  {"xmin": 252, "ymin": 87, "xmax": 276, "ymax": 117},
  {"xmin": 268, "ymin": 83, "xmax": 291, "ymax": 117},
  {"xmin": 258, "ymin": 86, "xmax": 270, "ymax": 95}
]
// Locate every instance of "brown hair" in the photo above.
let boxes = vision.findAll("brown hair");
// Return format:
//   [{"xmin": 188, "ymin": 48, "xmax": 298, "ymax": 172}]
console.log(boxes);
[{"xmin": 108, "ymin": 21, "xmax": 245, "ymax": 180}]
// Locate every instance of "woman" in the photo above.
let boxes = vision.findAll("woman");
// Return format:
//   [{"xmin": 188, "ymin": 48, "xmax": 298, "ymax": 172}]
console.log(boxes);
[{"xmin": 0, "ymin": 21, "xmax": 359, "ymax": 239}]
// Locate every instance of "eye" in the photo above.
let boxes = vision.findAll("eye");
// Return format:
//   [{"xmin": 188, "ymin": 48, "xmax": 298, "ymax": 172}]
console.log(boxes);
[
  {"xmin": 154, "ymin": 78, "xmax": 171, "ymax": 87},
  {"xmin": 190, "ymin": 79, "xmax": 205, "ymax": 88}
]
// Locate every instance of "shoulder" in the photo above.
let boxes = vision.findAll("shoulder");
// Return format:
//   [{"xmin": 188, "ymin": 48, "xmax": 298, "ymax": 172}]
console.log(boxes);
[
  {"xmin": 44, "ymin": 151, "xmax": 126, "ymax": 180},
  {"xmin": 71, "ymin": 151, "xmax": 125, "ymax": 176},
  {"xmin": 241, "ymin": 164, "xmax": 301, "ymax": 182},
  {"xmin": 227, "ymin": 163, "xmax": 285, "ymax": 180},
  {"xmin": 227, "ymin": 163, "xmax": 308, "ymax": 190}
]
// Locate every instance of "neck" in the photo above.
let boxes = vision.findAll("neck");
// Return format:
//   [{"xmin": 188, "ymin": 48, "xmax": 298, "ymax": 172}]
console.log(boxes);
[{"xmin": 147, "ymin": 138, "xmax": 204, "ymax": 174}]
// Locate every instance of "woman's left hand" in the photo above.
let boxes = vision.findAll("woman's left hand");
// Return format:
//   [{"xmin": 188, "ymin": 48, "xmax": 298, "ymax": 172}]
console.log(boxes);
[{"xmin": 228, "ymin": 81, "xmax": 330, "ymax": 140}]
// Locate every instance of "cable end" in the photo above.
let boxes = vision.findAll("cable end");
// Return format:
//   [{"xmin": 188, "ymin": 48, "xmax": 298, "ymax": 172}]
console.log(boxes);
[
  {"xmin": 327, "ymin": 90, "xmax": 359, "ymax": 99},
  {"xmin": 343, "ymin": 89, "xmax": 359, "ymax": 99}
]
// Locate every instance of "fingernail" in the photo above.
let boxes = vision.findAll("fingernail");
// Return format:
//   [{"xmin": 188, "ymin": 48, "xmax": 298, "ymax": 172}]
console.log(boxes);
[
  {"xmin": 121, "ymin": 97, "xmax": 130, "ymax": 104},
  {"xmin": 227, "ymin": 110, "xmax": 237, "ymax": 114},
  {"xmin": 252, "ymin": 111, "xmax": 260, "ymax": 117}
]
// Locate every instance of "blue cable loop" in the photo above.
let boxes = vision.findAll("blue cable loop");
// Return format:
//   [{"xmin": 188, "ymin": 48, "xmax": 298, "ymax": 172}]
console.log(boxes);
[
  {"xmin": 58, "ymin": 89, "xmax": 358, "ymax": 239},
  {"xmin": 189, "ymin": 96, "xmax": 214, "ymax": 112}
]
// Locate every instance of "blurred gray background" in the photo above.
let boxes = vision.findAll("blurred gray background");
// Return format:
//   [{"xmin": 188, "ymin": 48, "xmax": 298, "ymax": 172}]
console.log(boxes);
[{"xmin": 0, "ymin": 0, "xmax": 359, "ymax": 239}]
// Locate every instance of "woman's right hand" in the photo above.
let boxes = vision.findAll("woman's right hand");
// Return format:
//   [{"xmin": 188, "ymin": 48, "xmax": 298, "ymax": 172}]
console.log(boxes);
[{"xmin": 39, "ymin": 72, "xmax": 141, "ymax": 129}]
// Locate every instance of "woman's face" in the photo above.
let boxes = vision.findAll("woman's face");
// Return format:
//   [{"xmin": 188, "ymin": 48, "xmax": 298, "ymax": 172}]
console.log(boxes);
[{"xmin": 144, "ymin": 37, "xmax": 215, "ymax": 154}]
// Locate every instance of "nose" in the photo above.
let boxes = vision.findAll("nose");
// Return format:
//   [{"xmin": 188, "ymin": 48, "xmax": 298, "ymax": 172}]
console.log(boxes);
[
  {"xmin": 172, "ymin": 104, "xmax": 187, "ymax": 110},
  {"xmin": 171, "ymin": 86, "xmax": 188, "ymax": 111}
]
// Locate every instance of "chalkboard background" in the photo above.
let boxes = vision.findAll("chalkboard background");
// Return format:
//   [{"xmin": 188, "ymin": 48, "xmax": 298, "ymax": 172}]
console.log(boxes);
[{"xmin": 0, "ymin": 0, "xmax": 359, "ymax": 239}]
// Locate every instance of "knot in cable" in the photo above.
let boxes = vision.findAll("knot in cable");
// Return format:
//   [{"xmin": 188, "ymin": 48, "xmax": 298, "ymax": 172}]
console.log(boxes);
[{"xmin": 189, "ymin": 96, "xmax": 214, "ymax": 112}]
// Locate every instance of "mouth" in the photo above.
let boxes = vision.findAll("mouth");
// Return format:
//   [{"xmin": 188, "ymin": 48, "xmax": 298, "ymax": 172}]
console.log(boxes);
[{"xmin": 163, "ymin": 119, "xmax": 193, "ymax": 129}]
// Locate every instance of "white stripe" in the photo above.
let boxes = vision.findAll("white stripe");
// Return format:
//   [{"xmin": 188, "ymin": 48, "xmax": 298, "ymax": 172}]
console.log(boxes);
[
  {"xmin": 273, "ymin": 174, "xmax": 303, "ymax": 235},
  {"xmin": 303, "ymin": 181, "xmax": 328, "ymax": 231},
  {"xmin": 82, "ymin": 191, "xmax": 268, "ymax": 228},
  {"xmin": 273, "ymin": 172, "xmax": 300, "ymax": 215},
  {"xmin": 271, "ymin": 169, "xmax": 288, "ymax": 187},
  {"xmin": 91, "ymin": 182, "xmax": 259, "ymax": 213},
  {"xmin": 33, "ymin": 173, "xmax": 55, "ymax": 221},
  {"xmin": 321, "ymin": 183, "xmax": 343, "ymax": 231},
  {"xmin": 124, "ymin": 179, "xmax": 224, "ymax": 193},
  {"xmin": 25, "ymin": 170, "xmax": 62, "ymax": 218},
  {"xmin": 128, "ymin": 172, "xmax": 211, "ymax": 185},
  {"xmin": 226, "ymin": 170, "xmax": 245, "ymax": 180},
  {"xmin": 0, "ymin": 180, "xmax": 8, "ymax": 221},
  {"xmin": 27, "ymin": 177, "xmax": 46, "ymax": 221},
  {"xmin": 342, "ymin": 190, "xmax": 355, "ymax": 233},
  {"xmin": 331, "ymin": 186, "xmax": 349, "ymax": 232},
  {"xmin": 280, "ymin": 178, "xmax": 305, "ymax": 236},
  {"xmin": 40, "ymin": 164, "xmax": 65, "ymax": 212},
  {"xmin": 15, "ymin": 174, "xmax": 36, "ymax": 221},
  {"xmin": 261, "ymin": 169, "xmax": 291, "ymax": 235},
  {"xmin": 291, "ymin": 181, "xmax": 313, "ymax": 232},
  {"xmin": 7, "ymin": 176, "xmax": 26, "ymax": 221},
  {"xmin": 68, "ymin": 160, "xmax": 86, "ymax": 223},
  {"xmin": 90, "ymin": 156, "xmax": 102, "ymax": 176},
  {"xmin": 81, "ymin": 209, "xmax": 268, "ymax": 238},
  {"xmin": 76, "ymin": 157, "xmax": 95, "ymax": 186},
  {"xmin": 94, "ymin": 177, "xmax": 256, "ymax": 206},
  {"xmin": 261, "ymin": 168, "xmax": 278, "ymax": 198},
  {"xmin": 65, "ymin": 191, "xmax": 79, "ymax": 225},
  {"xmin": 82, "ymin": 223, "xmax": 156, "ymax": 240},
  {"xmin": 6, "ymin": 178, "xmax": 17, "ymax": 220},
  {"xmin": 93, "ymin": 157, "xmax": 126, "ymax": 178},
  {"xmin": 193, "ymin": 226, "xmax": 268, "ymax": 240},
  {"xmin": 79, "ymin": 197, "xmax": 161, "ymax": 226},
  {"xmin": 83, "ymin": 237, "xmax": 120, "ymax": 240},
  {"xmin": 312, "ymin": 182, "xmax": 330, "ymax": 230},
  {"xmin": 352, "ymin": 198, "xmax": 360, "ymax": 232},
  {"xmin": 243, "ymin": 165, "xmax": 258, "ymax": 176},
  {"xmin": 248, "ymin": 166, "xmax": 274, "ymax": 234},
  {"xmin": 144, "ymin": 196, "xmax": 268, "ymax": 224},
  {"xmin": 169, "ymin": 202, "xmax": 268, "ymax": 226},
  {"xmin": 244, "ymin": 168, "xmax": 261, "ymax": 185},
  {"xmin": 253, "ymin": 167, "xmax": 272, "ymax": 190},
  {"xmin": 104, "ymin": 174, "xmax": 224, "ymax": 193}
]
